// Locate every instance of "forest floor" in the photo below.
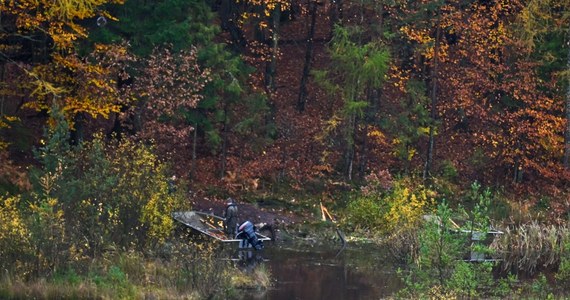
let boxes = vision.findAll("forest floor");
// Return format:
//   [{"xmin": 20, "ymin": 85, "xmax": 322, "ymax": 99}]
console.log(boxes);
[{"xmin": 189, "ymin": 193, "xmax": 307, "ymax": 230}]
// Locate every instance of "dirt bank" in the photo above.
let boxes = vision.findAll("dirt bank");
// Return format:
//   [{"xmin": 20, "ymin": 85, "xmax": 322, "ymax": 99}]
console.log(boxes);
[{"xmin": 189, "ymin": 195, "xmax": 305, "ymax": 230}]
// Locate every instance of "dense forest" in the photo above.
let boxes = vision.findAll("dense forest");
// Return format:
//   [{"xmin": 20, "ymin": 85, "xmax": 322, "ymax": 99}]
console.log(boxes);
[
  {"xmin": 1, "ymin": 0, "xmax": 569, "ymax": 204},
  {"xmin": 1, "ymin": 0, "xmax": 570, "ymax": 298}
]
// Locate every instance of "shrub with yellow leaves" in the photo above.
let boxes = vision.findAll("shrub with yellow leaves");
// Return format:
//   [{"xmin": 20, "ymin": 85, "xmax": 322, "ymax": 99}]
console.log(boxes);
[
  {"xmin": 0, "ymin": 195, "xmax": 31, "ymax": 274},
  {"xmin": 29, "ymin": 107, "xmax": 184, "ymax": 265},
  {"xmin": 384, "ymin": 183, "xmax": 435, "ymax": 233},
  {"xmin": 344, "ymin": 171, "xmax": 435, "ymax": 235}
]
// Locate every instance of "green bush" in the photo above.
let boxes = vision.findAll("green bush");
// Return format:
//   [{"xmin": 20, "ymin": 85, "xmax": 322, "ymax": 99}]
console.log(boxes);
[
  {"xmin": 398, "ymin": 199, "xmax": 497, "ymax": 298},
  {"xmin": 35, "ymin": 130, "xmax": 184, "ymax": 256},
  {"xmin": 345, "ymin": 196, "xmax": 384, "ymax": 231},
  {"xmin": 440, "ymin": 159, "xmax": 458, "ymax": 181},
  {"xmin": 90, "ymin": 266, "xmax": 136, "ymax": 299},
  {"xmin": 7, "ymin": 105, "xmax": 185, "ymax": 276},
  {"xmin": 344, "ymin": 175, "xmax": 434, "ymax": 235},
  {"xmin": 556, "ymin": 236, "xmax": 570, "ymax": 288}
]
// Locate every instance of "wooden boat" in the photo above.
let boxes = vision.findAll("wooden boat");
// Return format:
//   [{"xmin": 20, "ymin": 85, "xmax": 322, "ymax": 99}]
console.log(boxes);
[{"xmin": 172, "ymin": 211, "xmax": 272, "ymax": 248}]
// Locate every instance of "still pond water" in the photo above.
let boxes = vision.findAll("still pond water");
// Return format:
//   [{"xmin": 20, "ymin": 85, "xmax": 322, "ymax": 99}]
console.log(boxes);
[{"xmin": 239, "ymin": 242, "xmax": 404, "ymax": 300}]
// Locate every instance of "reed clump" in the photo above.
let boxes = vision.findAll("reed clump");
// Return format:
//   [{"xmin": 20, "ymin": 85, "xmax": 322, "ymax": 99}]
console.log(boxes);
[
  {"xmin": 231, "ymin": 263, "xmax": 272, "ymax": 290},
  {"xmin": 492, "ymin": 221, "xmax": 570, "ymax": 275}
]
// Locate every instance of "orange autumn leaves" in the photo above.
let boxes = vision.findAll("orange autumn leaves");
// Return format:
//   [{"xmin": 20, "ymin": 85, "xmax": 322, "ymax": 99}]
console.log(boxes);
[{"xmin": 396, "ymin": 0, "xmax": 566, "ymax": 182}]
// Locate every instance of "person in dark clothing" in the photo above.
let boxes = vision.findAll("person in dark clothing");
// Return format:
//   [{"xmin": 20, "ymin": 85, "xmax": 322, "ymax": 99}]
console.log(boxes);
[
  {"xmin": 224, "ymin": 198, "xmax": 239, "ymax": 236},
  {"xmin": 167, "ymin": 175, "xmax": 177, "ymax": 194}
]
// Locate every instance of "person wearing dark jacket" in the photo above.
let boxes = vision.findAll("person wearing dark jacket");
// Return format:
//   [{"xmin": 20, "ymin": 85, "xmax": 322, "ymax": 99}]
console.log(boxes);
[{"xmin": 224, "ymin": 198, "xmax": 239, "ymax": 235}]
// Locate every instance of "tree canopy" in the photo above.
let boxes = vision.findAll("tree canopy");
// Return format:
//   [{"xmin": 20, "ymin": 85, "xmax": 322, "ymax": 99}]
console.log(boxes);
[{"xmin": 1, "ymin": 0, "xmax": 569, "ymax": 213}]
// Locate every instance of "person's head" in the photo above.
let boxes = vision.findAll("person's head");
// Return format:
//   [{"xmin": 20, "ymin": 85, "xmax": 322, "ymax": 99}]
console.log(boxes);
[{"xmin": 227, "ymin": 197, "xmax": 235, "ymax": 205}]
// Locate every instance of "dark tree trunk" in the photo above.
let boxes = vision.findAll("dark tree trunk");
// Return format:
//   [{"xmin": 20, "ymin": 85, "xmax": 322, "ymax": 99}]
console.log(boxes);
[
  {"xmin": 190, "ymin": 122, "xmax": 198, "ymax": 179},
  {"xmin": 423, "ymin": 12, "xmax": 442, "ymax": 180},
  {"xmin": 220, "ymin": 103, "xmax": 229, "ymax": 179},
  {"xmin": 345, "ymin": 113, "xmax": 357, "ymax": 180},
  {"xmin": 513, "ymin": 140, "xmax": 523, "ymax": 183},
  {"xmin": 357, "ymin": 3, "xmax": 384, "ymax": 177},
  {"xmin": 265, "ymin": 4, "xmax": 281, "ymax": 91},
  {"xmin": 330, "ymin": 0, "xmax": 343, "ymax": 34},
  {"xmin": 297, "ymin": 0, "xmax": 318, "ymax": 112},
  {"xmin": 220, "ymin": 0, "xmax": 247, "ymax": 51},
  {"xmin": 0, "ymin": 63, "xmax": 5, "ymax": 116},
  {"xmin": 564, "ymin": 32, "xmax": 570, "ymax": 170},
  {"xmin": 70, "ymin": 113, "xmax": 85, "ymax": 146},
  {"xmin": 358, "ymin": 88, "xmax": 380, "ymax": 178}
]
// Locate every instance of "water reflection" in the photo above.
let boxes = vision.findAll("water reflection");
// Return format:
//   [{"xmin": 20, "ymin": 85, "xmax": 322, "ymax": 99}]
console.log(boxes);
[{"xmin": 240, "ymin": 243, "xmax": 404, "ymax": 300}]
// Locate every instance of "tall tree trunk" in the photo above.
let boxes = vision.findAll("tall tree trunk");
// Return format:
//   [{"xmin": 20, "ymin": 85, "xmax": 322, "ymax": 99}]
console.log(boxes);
[
  {"xmin": 220, "ymin": 0, "xmax": 246, "ymax": 51},
  {"xmin": 329, "ymin": 0, "xmax": 343, "ymax": 36},
  {"xmin": 265, "ymin": 4, "xmax": 281, "ymax": 90},
  {"xmin": 423, "ymin": 12, "xmax": 442, "ymax": 180},
  {"xmin": 190, "ymin": 122, "xmax": 197, "ymax": 179},
  {"xmin": 297, "ymin": 0, "xmax": 318, "ymax": 112},
  {"xmin": 0, "ymin": 63, "xmax": 5, "ymax": 117},
  {"xmin": 513, "ymin": 140, "xmax": 523, "ymax": 183},
  {"xmin": 70, "ymin": 112, "xmax": 85, "ymax": 146},
  {"xmin": 345, "ymin": 112, "xmax": 356, "ymax": 180},
  {"xmin": 358, "ymin": 88, "xmax": 380, "ymax": 177},
  {"xmin": 357, "ymin": 2, "xmax": 383, "ymax": 178},
  {"xmin": 220, "ymin": 103, "xmax": 229, "ymax": 179},
  {"xmin": 564, "ymin": 35, "xmax": 570, "ymax": 169}
]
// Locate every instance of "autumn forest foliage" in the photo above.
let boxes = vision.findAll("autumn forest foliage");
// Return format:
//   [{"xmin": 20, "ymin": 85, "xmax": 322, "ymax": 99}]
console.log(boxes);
[
  {"xmin": 1, "ymin": 0, "xmax": 569, "ymax": 209},
  {"xmin": 1, "ymin": 0, "xmax": 570, "ymax": 246},
  {"xmin": 0, "ymin": 0, "xmax": 569, "ymax": 297}
]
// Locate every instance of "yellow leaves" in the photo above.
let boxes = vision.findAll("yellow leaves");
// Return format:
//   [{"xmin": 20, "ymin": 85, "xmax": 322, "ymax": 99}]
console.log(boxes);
[
  {"xmin": 22, "ymin": 49, "xmax": 128, "ymax": 123},
  {"xmin": 48, "ymin": 0, "xmax": 124, "ymax": 21},
  {"xmin": 3, "ymin": 116, "xmax": 19, "ymax": 123},
  {"xmin": 3, "ymin": 1, "xmax": 129, "ymax": 127},
  {"xmin": 6, "ymin": 0, "xmax": 121, "ymax": 50},
  {"xmin": 236, "ymin": 0, "xmax": 290, "ymax": 31},
  {"xmin": 351, "ymin": 179, "xmax": 436, "ymax": 234},
  {"xmin": 407, "ymin": 148, "xmax": 416, "ymax": 161},
  {"xmin": 400, "ymin": 25, "xmax": 433, "ymax": 45},
  {"xmin": 0, "ymin": 115, "xmax": 19, "ymax": 140},
  {"xmin": 385, "ymin": 185, "xmax": 435, "ymax": 232},
  {"xmin": 141, "ymin": 189, "xmax": 177, "ymax": 243},
  {"xmin": 368, "ymin": 129, "xmax": 385, "ymax": 139},
  {"xmin": 389, "ymin": 65, "xmax": 410, "ymax": 92},
  {"xmin": 315, "ymin": 114, "xmax": 343, "ymax": 144},
  {"xmin": 30, "ymin": 77, "xmax": 69, "ymax": 97},
  {"xmin": 0, "ymin": 195, "xmax": 28, "ymax": 237},
  {"xmin": 48, "ymin": 0, "xmax": 99, "ymax": 20},
  {"xmin": 417, "ymin": 126, "xmax": 431, "ymax": 136}
]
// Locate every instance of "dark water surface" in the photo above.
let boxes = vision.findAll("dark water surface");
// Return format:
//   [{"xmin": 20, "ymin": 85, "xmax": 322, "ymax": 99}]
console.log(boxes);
[{"xmin": 240, "ymin": 242, "xmax": 404, "ymax": 300}]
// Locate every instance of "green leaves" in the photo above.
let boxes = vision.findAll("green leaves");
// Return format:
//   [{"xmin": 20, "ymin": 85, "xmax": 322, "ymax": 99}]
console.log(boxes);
[
  {"xmin": 329, "ymin": 25, "xmax": 391, "ymax": 93},
  {"xmin": 315, "ymin": 24, "xmax": 391, "ymax": 177}
]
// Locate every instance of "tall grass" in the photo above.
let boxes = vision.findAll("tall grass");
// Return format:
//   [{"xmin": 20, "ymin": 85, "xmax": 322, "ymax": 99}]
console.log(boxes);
[
  {"xmin": 492, "ymin": 221, "xmax": 570, "ymax": 275},
  {"xmin": 231, "ymin": 263, "xmax": 272, "ymax": 290},
  {"xmin": 0, "ymin": 237, "xmax": 262, "ymax": 299}
]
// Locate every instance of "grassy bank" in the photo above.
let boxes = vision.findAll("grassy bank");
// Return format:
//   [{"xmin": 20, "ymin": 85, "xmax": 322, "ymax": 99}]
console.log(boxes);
[
  {"xmin": 322, "ymin": 175, "xmax": 570, "ymax": 298},
  {"xmin": 0, "ymin": 240, "xmax": 272, "ymax": 300}
]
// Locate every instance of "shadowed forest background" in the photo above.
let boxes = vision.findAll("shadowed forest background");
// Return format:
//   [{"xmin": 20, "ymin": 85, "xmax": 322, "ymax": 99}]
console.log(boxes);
[
  {"xmin": 2, "ymin": 0, "xmax": 568, "ymax": 212},
  {"xmin": 1, "ymin": 0, "xmax": 570, "ymax": 298}
]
